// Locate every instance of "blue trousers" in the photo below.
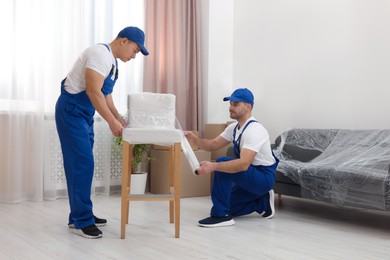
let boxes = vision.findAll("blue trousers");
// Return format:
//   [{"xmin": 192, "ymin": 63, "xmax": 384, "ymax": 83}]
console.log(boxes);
[
  {"xmin": 55, "ymin": 90, "xmax": 95, "ymax": 229},
  {"xmin": 210, "ymin": 156, "xmax": 278, "ymax": 217}
]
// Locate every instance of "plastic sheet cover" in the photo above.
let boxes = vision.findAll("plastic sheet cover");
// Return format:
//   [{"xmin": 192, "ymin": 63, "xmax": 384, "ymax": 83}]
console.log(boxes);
[
  {"xmin": 273, "ymin": 129, "xmax": 390, "ymax": 210},
  {"xmin": 128, "ymin": 92, "xmax": 176, "ymax": 129},
  {"xmin": 125, "ymin": 92, "xmax": 200, "ymax": 175}
]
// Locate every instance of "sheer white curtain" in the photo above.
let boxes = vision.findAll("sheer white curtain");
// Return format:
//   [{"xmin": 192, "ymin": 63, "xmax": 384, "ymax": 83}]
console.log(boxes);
[{"xmin": 0, "ymin": 0, "xmax": 145, "ymax": 203}]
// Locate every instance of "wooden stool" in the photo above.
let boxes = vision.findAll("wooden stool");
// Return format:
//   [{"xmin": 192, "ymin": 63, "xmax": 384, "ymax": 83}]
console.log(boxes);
[{"xmin": 120, "ymin": 139, "xmax": 181, "ymax": 239}]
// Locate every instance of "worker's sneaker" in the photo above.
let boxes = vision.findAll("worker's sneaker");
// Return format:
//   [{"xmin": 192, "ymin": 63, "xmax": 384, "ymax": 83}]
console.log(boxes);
[
  {"xmin": 93, "ymin": 215, "xmax": 107, "ymax": 227},
  {"xmin": 198, "ymin": 216, "xmax": 235, "ymax": 228},
  {"xmin": 262, "ymin": 189, "xmax": 275, "ymax": 219},
  {"xmin": 68, "ymin": 215, "xmax": 107, "ymax": 228},
  {"xmin": 74, "ymin": 224, "xmax": 103, "ymax": 239}
]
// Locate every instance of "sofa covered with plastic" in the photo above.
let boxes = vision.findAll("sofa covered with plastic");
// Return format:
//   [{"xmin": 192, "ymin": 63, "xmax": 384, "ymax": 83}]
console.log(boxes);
[{"xmin": 273, "ymin": 129, "xmax": 390, "ymax": 211}]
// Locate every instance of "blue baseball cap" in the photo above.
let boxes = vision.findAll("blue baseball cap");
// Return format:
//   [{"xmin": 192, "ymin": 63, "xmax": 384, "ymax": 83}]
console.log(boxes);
[
  {"xmin": 223, "ymin": 88, "xmax": 254, "ymax": 104},
  {"xmin": 117, "ymin": 26, "xmax": 149, "ymax": 56}
]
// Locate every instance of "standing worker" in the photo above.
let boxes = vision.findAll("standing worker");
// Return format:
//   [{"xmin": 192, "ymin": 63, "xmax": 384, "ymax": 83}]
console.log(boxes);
[
  {"xmin": 185, "ymin": 88, "xmax": 279, "ymax": 227},
  {"xmin": 55, "ymin": 26, "xmax": 149, "ymax": 238}
]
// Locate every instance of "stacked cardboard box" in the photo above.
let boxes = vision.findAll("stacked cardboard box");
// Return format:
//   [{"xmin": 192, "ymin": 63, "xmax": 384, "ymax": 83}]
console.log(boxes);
[
  {"xmin": 150, "ymin": 149, "xmax": 211, "ymax": 198},
  {"xmin": 204, "ymin": 123, "xmax": 234, "ymax": 161},
  {"xmin": 154, "ymin": 131, "xmax": 199, "ymax": 151},
  {"xmin": 150, "ymin": 122, "xmax": 235, "ymax": 197}
]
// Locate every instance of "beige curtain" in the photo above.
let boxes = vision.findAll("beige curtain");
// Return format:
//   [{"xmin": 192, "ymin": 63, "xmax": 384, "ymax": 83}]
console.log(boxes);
[{"xmin": 143, "ymin": 0, "xmax": 202, "ymax": 131}]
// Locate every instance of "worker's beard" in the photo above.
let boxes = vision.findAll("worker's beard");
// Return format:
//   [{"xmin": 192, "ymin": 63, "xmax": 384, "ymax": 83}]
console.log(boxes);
[{"xmin": 229, "ymin": 110, "xmax": 244, "ymax": 120}]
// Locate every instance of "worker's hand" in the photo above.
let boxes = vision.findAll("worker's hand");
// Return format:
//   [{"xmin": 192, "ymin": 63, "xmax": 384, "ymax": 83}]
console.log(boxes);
[
  {"xmin": 109, "ymin": 119, "xmax": 124, "ymax": 137},
  {"xmin": 184, "ymin": 131, "xmax": 197, "ymax": 143},
  {"xmin": 116, "ymin": 115, "xmax": 127, "ymax": 127},
  {"xmin": 196, "ymin": 161, "xmax": 217, "ymax": 176}
]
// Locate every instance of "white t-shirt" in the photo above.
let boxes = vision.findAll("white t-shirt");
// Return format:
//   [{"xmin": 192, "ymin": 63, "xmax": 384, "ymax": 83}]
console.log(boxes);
[
  {"xmin": 64, "ymin": 44, "xmax": 117, "ymax": 94},
  {"xmin": 220, "ymin": 117, "xmax": 276, "ymax": 166}
]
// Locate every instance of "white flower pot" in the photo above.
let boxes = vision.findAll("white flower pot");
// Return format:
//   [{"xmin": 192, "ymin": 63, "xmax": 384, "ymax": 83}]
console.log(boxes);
[{"xmin": 130, "ymin": 172, "xmax": 148, "ymax": 195}]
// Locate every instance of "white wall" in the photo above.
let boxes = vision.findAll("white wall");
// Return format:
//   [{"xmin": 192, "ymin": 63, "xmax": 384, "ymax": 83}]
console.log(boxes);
[
  {"xmin": 204, "ymin": 0, "xmax": 390, "ymax": 141},
  {"xmin": 234, "ymin": 0, "xmax": 390, "ymax": 140},
  {"xmin": 201, "ymin": 0, "xmax": 234, "ymax": 124}
]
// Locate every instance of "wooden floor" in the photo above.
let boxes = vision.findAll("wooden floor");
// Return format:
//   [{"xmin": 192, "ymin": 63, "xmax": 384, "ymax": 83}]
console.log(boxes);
[{"xmin": 0, "ymin": 194, "xmax": 389, "ymax": 260}]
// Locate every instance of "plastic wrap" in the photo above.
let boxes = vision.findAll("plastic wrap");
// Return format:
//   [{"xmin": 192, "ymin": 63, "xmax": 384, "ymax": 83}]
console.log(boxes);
[
  {"xmin": 273, "ymin": 129, "xmax": 390, "ymax": 210},
  {"xmin": 128, "ymin": 92, "xmax": 176, "ymax": 128},
  {"xmin": 175, "ymin": 118, "xmax": 200, "ymax": 175},
  {"xmin": 124, "ymin": 92, "xmax": 200, "ymax": 175}
]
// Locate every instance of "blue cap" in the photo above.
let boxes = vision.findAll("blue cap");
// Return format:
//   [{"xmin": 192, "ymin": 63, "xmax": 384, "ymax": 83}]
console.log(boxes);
[
  {"xmin": 117, "ymin": 26, "xmax": 149, "ymax": 56},
  {"xmin": 223, "ymin": 88, "xmax": 254, "ymax": 104}
]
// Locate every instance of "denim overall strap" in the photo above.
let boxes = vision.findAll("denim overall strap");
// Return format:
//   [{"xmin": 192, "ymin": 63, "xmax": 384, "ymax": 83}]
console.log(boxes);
[
  {"xmin": 232, "ymin": 120, "xmax": 258, "ymax": 158},
  {"xmin": 100, "ymin": 44, "xmax": 118, "ymax": 96}
]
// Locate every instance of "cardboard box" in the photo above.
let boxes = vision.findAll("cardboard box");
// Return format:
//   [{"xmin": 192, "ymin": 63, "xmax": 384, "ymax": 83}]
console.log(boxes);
[
  {"xmin": 150, "ymin": 149, "xmax": 211, "ymax": 197},
  {"xmin": 187, "ymin": 131, "xmax": 199, "ymax": 150},
  {"xmin": 154, "ymin": 131, "xmax": 199, "ymax": 151},
  {"xmin": 204, "ymin": 124, "xmax": 233, "ymax": 160}
]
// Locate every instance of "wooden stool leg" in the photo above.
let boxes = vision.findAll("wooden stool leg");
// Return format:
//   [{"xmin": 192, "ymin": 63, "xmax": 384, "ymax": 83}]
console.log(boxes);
[
  {"xmin": 120, "ymin": 141, "xmax": 180, "ymax": 239},
  {"xmin": 121, "ymin": 141, "xmax": 131, "ymax": 239},
  {"xmin": 174, "ymin": 143, "xmax": 181, "ymax": 238},
  {"xmin": 168, "ymin": 146, "xmax": 174, "ymax": 223},
  {"xmin": 126, "ymin": 144, "xmax": 133, "ymax": 224},
  {"xmin": 126, "ymin": 144, "xmax": 134, "ymax": 224}
]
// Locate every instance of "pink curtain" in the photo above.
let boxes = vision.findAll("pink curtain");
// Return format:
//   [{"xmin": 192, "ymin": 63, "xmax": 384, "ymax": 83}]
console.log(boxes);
[{"xmin": 143, "ymin": 0, "xmax": 202, "ymax": 131}]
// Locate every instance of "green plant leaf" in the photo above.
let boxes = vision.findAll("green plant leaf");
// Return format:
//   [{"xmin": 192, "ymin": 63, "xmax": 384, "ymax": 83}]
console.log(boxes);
[{"xmin": 114, "ymin": 136, "xmax": 123, "ymax": 156}]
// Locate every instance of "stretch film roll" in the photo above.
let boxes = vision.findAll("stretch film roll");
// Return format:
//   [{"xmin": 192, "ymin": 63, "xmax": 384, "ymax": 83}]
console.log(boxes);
[{"xmin": 176, "ymin": 118, "xmax": 200, "ymax": 175}]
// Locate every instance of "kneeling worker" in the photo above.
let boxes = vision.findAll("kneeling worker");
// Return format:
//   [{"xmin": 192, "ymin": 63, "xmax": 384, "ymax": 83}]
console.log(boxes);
[{"xmin": 185, "ymin": 88, "xmax": 279, "ymax": 227}]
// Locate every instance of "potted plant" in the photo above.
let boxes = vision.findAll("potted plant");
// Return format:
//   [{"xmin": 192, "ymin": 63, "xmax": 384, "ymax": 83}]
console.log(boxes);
[
  {"xmin": 115, "ymin": 137, "xmax": 151, "ymax": 195},
  {"xmin": 132, "ymin": 144, "xmax": 151, "ymax": 173}
]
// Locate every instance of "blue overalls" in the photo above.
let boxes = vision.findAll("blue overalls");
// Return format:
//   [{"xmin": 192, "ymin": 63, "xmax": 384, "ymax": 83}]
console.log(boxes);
[
  {"xmin": 210, "ymin": 120, "xmax": 279, "ymax": 217},
  {"xmin": 55, "ymin": 44, "xmax": 118, "ymax": 229}
]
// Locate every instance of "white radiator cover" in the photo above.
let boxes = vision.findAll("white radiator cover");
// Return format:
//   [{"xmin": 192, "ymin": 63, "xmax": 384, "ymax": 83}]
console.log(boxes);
[{"xmin": 43, "ymin": 116, "xmax": 122, "ymax": 198}]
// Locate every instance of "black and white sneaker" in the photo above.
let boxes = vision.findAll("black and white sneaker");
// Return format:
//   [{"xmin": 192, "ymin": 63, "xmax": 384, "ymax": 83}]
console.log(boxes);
[
  {"xmin": 68, "ymin": 215, "xmax": 107, "ymax": 228},
  {"xmin": 198, "ymin": 216, "xmax": 235, "ymax": 228},
  {"xmin": 74, "ymin": 224, "xmax": 103, "ymax": 239},
  {"xmin": 262, "ymin": 189, "xmax": 275, "ymax": 219},
  {"xmin": 93, "ymin": 215, "xmax": 107, "ymax": 227}
]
